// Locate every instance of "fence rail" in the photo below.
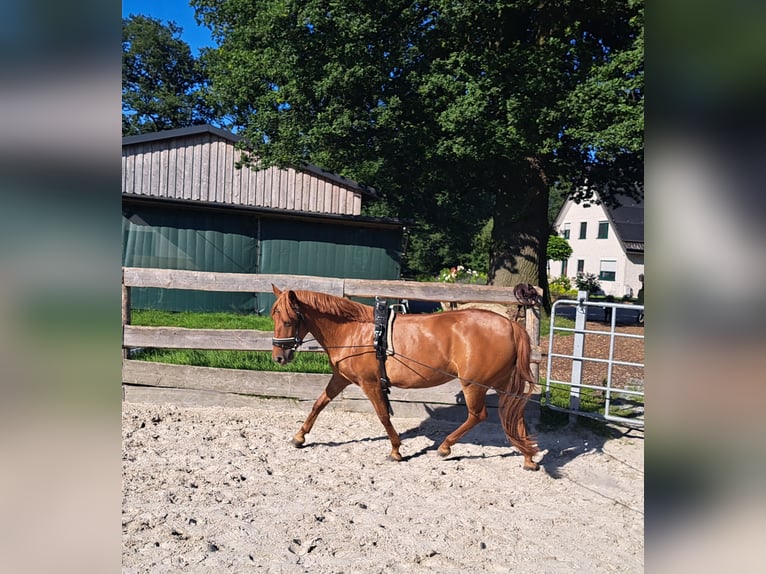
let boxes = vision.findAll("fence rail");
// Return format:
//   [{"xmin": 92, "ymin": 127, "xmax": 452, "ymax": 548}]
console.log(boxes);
[
  {"xmin": 122, "ymin": 267, "xmax": 542, "ymax": 414},
  {"xmin": 122, "ymin": 267, "xmax": 541, "ymax": 304}
]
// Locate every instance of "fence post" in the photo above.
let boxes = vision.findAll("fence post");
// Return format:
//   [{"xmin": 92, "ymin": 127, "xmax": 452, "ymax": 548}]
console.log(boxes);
[
  {"xmin": 570, "ymin": 290, "xmax": 588, "ymax": 422},
  {"xmin": 122, "ymin": 270, "xmax": 131, "ymax": 361}
]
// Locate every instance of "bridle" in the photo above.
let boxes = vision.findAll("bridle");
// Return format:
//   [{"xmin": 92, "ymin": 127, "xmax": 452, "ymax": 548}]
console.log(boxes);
[{"xmin": 271, "ymin": 306, "xmax": 306, "ymax": 351}]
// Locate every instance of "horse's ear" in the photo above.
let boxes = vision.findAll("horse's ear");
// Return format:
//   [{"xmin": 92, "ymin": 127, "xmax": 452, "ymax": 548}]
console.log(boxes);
[
  {"xmin": 288, "ymin": 290, "xmax": 299, "ymax": 306},
  {"xmin": 272, "ymin": 284, "xmax": 282, "ymax": 296}
]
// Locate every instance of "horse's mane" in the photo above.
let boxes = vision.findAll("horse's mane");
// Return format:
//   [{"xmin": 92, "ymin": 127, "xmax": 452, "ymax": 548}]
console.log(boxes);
[{"xmin": 294, "ymin": 290, "xmax": 373, "ymax": 323}]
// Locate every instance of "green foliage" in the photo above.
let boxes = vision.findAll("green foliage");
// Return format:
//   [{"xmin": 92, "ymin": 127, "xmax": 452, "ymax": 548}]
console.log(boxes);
[
  {"xmin": 548, "ymin": 183, "xmax": 571, "ymax": 226},
  {"xmin": 548, "ymin": 275, "xmax": 577, "ymax": 300},
  {"xmin": 575, "ymin": 272, "xmax": 602, "ymax": 294},
  {"xmin": 122, "ymin": 15, "xmax": 217, "ymax": 135},
  {"xmin": 191, "ymin": 0, "xmax": 644, "ymax": 280},
  {"xmin": 554, "ymin": 1, "xmax": 644, "ymax": 200},
  {"xmin": 463, "ymin": 219, "xmax": 494, "ymax": 275},
  {"xmin": 549, "ymin": 275, "xmax": 572, "ymax": 292},
  {"xmin": 547, "ymin": 235, "xmax": 573, "ymax": 262}
]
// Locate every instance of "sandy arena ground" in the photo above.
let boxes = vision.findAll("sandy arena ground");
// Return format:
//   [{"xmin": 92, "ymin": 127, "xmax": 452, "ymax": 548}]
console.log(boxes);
[{"xmin": 122, "ymin": 398, "xmax": 644, "ymax": 573}]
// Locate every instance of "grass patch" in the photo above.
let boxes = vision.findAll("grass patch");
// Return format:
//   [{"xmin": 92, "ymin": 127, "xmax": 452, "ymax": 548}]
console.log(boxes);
[
  {"xmin": 542, "ymin": 381, "xmax": 605, "ymax": 412},
  {"xmin": 540, "ymin": 313, "xmax": 576, "ymax": 338},
  {"xmin": 132, "ymin": 309, "xmax": 274, "ymax": 330},
  {"xmin": 129, "ymin": 309, "xmax": 331, "ymax": 373},
  {"xmin": 537, "ymin": 380, "xmax": 644, "ymax": 434},
  {"xmin": 131, "ymin": 348, "xmax": 333, "ymax": 374}
]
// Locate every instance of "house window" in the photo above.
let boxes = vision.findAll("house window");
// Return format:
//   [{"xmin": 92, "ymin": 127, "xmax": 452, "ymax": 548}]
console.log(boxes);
[
  {"xmin": 577, "ymin": 259, "xmax": 585, "ymax": 274},
  {"xmin": 599, "ymin": 260, "xmax": 617, "ymax": 281},
  {"xmin": 562, "ymin": 223, "xmax": 570, "ymax": 240},
  {"xmin": 579, "ymin": 222, "xmax": 587, "ymax": 239},
  {"xmin": 597, "ymin": 221, "xmax": 609, "ymax": 239},
  {"xmin": 561, "ymin": 259, "xmax": 568, "ymax": 277}
]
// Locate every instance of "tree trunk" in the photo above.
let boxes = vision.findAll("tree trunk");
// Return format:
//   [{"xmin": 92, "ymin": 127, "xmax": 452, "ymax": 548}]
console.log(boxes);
[{"xmin": 489, "ymin": 159, "xmax": 551, "ymax": 313}]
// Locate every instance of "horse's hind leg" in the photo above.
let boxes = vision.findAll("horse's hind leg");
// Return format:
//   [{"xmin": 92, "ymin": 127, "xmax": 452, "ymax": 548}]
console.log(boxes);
[
  {"xmin": 436, "ymin": 384, "xmax": 488, "ymax": 457},
  {"xmin": 292, "ymin": 372, "xmax": 350, "ymax": 448}
]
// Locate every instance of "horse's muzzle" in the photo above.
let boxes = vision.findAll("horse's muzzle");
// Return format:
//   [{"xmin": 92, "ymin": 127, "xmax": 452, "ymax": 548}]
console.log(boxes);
[
  {"xmin": 272, "ymin": 336, "xmax": 300, "ymax": 365},
  {"xmin": 273, "ymin": 347, "xmax": 295, "ymax": 365}
]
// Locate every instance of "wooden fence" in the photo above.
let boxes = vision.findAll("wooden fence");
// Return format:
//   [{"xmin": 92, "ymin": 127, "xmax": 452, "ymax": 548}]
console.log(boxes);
[{"xmin": 122, "ymin": 267, "xmax": 542, "ymax": 417}]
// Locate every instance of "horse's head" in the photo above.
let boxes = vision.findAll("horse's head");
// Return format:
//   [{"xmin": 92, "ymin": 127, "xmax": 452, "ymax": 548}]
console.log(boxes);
[{"xmin": 270, "ymin": 285, "xmax": 307, "ymax": 365}]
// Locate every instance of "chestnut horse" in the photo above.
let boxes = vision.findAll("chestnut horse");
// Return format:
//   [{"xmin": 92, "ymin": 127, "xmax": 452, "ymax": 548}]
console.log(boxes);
[{"xmin": 270, "ymin": 286, "xmax": 540, "ymax": 470}]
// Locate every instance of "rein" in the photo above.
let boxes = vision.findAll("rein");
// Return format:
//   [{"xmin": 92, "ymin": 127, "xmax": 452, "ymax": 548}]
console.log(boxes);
[
  {"xmin": 299, "ymin": 339, "xmax": 540, "ymax": 405},
  {"xmin": 385, "ymin": 350, "xmax": 537, "ymax": 403}
]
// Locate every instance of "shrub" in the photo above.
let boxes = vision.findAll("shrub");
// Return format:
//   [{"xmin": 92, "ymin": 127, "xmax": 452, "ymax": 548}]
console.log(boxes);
[
  {"xmin": 437, "ymin": 265, "xmax": 487, "ymax": 284},
  {"xmin": 549, "ymin": 275, "xmax": 576, "ymax": 299},
  {"xmin": 575, "ymin": 272, "xmax": 601, "ymax": 294},
  {"xmin": 549, "ymin": 275, "xmax": 572, "ymax": 292}
]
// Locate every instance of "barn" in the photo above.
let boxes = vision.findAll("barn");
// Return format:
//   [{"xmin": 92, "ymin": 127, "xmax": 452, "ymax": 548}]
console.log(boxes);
[{"xmin": 122, "ymin": 125, "xmax": 405, "ymax": 313}]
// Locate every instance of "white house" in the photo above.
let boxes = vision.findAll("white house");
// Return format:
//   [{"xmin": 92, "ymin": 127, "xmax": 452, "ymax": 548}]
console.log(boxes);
[{"xmin": 552, "ymin": 192, "xmax": 644, "ymax": 298}]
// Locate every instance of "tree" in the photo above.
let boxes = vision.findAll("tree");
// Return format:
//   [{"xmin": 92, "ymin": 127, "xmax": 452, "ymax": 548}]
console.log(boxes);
[
  {"xmin": 122, "ymin": 15, "xmax": 217, "ymax": 135},
  {"xmin": 192, "ymin": 1, "xmax": 643, "ymax": 291},
  {"xmin": 547, "ymin": 235, "xmax": 573, "ymax": 265}
]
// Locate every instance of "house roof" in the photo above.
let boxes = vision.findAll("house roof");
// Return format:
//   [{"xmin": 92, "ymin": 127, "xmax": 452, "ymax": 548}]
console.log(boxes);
[
  {"xmin": 553, "ymin": 188, "xmax": 644, "ymax": 254},
  {"xmin": 604, "ymin": 193, "xmax": 644, "ymax": 253},
  {"xmin": 122, "ymin": 124, "xmax": 379, "ymax": 199}
]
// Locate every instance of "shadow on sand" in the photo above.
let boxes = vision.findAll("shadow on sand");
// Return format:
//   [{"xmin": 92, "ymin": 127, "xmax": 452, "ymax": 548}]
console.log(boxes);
[
  {"xmin": 399, "ymin": 402, "xmax": 642, "ymax": 478},
  {"xmin": 303, "ymin": 398, "xmax": 643, "ymax": 478}
]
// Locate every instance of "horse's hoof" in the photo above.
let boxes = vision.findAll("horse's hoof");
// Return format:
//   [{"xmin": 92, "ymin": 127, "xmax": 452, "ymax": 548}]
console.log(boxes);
[
  {"xmin": 523, "ymin": 462, "xmax": 540, "ymax": 471},
  {"xmin": 387, "ymin": 454, "xmax": 402, "ymax": 462},
  {"xmin": 437, "ymin": 448, "xmax": 451, "ymax": 458},
  {"xmin": 291, "ymin": 437, "xmax": 305, "ymax": 448}
]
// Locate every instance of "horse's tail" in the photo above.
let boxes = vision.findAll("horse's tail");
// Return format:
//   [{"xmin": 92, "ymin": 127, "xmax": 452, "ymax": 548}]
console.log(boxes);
[
  {"xmin": 498, "ymin": 321, "xmax": 539, "ymax": 462},
  {"xmin": 511, "ymin": 320, "xmax": 535, "ymax": 390}
]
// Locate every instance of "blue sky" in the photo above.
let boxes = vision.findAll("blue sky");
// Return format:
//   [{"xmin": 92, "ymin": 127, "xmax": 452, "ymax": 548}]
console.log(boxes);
[{"xmin": 122, "ymin": 0, "xmax": 215, "ymax": 55}]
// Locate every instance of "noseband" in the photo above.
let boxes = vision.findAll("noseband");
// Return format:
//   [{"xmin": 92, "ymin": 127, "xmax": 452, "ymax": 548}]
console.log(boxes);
[{"xmin": 271, "ymin": 308, "xmax": 305, "ymax": 351}]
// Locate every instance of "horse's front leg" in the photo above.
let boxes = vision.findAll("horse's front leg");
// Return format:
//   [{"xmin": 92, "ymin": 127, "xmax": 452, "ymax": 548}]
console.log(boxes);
[
  {"xmin": 360, "ymin": 380, "xmax": 402, "ymax": 461},
  {"xmin": 293, "ymin": 372, "xmax": 350, "ymax": 448}
]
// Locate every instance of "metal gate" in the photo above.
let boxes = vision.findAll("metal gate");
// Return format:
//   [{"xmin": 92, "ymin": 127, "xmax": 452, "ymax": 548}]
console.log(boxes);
[{"xmin": 545, "ymin": 293, "xmax": 644, "ymax": 427}]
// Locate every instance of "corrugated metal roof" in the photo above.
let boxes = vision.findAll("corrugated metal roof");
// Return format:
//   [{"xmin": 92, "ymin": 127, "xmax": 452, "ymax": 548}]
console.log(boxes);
[
  {"xmin": 122, "ymin": 124, "xmax": 379, "ymax": 199},
  {"xmin": 122, "ymin": 124, "xmax": 236, "ymax": 146}
]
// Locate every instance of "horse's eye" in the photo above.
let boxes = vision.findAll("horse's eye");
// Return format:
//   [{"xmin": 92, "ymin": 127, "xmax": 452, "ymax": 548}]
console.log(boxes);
[{"xmin": 283, "ymin": 321, "xmax": 292, "ymax": 328}]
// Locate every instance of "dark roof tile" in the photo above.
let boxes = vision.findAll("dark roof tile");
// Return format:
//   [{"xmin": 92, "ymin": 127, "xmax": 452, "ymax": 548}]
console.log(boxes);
[{"xmin": 605, "ymin": 193, "xmax": 644, "ymax": 247}]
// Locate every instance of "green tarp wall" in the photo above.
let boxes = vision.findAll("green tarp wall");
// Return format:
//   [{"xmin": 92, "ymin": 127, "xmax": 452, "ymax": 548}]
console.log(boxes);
[{"xmin": 122, "ymin": 204, "xmax": 402, "ymax": 313}]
